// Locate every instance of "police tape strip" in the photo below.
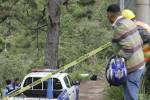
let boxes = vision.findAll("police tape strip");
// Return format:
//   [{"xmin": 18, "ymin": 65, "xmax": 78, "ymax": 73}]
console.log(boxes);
[{"xmin": 2, "ymin": 42, "xmax": 111, "ymax": 100}]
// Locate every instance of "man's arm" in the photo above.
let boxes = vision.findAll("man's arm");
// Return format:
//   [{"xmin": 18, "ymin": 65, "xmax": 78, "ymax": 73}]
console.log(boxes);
[
  {"xmin": 138, "ymin": 26, "xmax": 150, "ymax": 44},
  {"xmin": 112, "ymin": 24, "xmax": 134, "ymax": 59}
]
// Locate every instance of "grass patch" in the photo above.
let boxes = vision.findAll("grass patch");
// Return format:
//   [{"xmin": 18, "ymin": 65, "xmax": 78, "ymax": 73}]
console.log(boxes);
[{"xmin": 106, "ymin": 86, "xmax": 124, "ymax": 100}]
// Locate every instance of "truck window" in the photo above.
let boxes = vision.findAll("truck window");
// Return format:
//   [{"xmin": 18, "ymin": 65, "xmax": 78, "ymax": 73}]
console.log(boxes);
[
  {"xmin": 23, "ymin": 77, "xmax": 32, "ymax": 87},
  {"xmin": 23, "ymin": 77, "xmax": 47, "ymax": 98},
  {"xmin": 53, "ymin": 78, "xmax": 63, "ymax": 98},
  {"xmin": 53, "ymin": 78, "xmax": 62, "ymax": 90},
  {"xmin": 43, "ymin": 81, "xmax": 48, "ymax": 89},
  {"xmin": 33, "ymin": 77, "xmax": 42, "ymax": 90},
  {"xmin": 64, "ymin": 76, "xmax": 71, "ymax": 88}
]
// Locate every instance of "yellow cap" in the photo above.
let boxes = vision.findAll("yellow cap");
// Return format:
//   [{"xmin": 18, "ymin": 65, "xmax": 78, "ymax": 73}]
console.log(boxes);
[{"xmin": 121, "ymin": 9, "xmax": 135, "ymax": 20}]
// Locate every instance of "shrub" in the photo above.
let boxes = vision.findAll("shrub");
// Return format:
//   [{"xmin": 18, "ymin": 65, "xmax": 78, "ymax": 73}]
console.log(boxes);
[
  {"xmin": 70, "ymin": 70, "xmax": 90, "ymax": 81},
  {"xmin": 77, "ymin": 0, "xmax": 95, "ymax": 6}
]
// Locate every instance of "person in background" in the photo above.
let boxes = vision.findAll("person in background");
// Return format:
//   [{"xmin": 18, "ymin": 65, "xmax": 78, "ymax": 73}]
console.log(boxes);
[
  {"xmin": 13, "ymin": 78, "xmax": 21, "ymax": 89},
  {"xmin": 2, "ymin": 80, "xmax": 14, "ymax": 96},
  {"xmin": 106, "ymin": 4, "xmax": 145, "ymax": 100},
  {"xmin": 122, "ymin": 9, "xmax": 150, "ymax": 63}
]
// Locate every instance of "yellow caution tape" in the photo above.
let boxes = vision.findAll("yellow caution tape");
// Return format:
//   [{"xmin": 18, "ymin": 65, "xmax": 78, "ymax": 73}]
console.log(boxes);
[{"xmin": 2, "ymin": 42, "xmax": 111, "ymax": 100}]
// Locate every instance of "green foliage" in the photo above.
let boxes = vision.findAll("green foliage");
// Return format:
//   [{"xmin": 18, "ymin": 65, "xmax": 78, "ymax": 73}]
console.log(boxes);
[
  {"xmin": 77, "ymin": 0, "xmax": 95, "ymax": 6},
  {"xmin": 0, "ymin": 53, "xmax": 32, "ymax": 85},
  {"xmin": 0, "ymin": 0, "xmax": 116, "ymax": 92},
  {"xmin": 106, "ymin": 86, "xmax": 124, "ymax": 100},
  {"xmin": 138, "ymin": 79, "xmax": 150, "ymax": 100},
  {"xmin": 70, "ymin": 70, "xmax": 90, "ymax": 81},
  {"xmin": 72, "ymin": 7, "xmax": 93, "ymax": 19}
]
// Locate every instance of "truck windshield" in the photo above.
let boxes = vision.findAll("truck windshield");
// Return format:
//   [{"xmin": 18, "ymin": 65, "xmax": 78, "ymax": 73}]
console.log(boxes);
[
  {"xmin": 64, "ymin": 75, "xmax": 74, "ymax": 88},
  {"xmin": 67, "ymin": 75, "xmax": 74, "ymax": 86},
  {"xmin": 64, "ymin": 76, "xmax": 71, "ymax": 88}
]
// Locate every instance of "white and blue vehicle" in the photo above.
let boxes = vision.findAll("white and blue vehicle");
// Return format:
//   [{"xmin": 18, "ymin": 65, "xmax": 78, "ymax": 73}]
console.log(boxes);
[{"xmin": 9, "ymin": 69, "xmax": 80, "ymax": 100}]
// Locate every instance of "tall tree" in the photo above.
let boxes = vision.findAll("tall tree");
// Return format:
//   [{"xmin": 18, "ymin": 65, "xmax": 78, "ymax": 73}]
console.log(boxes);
[{"xmin": 45, "ymin": 0, "xmax": 68, "ymax": 69}]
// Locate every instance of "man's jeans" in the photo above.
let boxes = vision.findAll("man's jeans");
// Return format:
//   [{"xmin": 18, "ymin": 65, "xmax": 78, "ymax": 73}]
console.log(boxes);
[{"xmin": 123, "ymin": 68, "xmax": 145, "ymax": 100}]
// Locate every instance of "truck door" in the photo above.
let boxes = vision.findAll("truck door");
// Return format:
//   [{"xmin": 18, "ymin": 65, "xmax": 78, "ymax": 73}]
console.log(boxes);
[
  {"xmin": 64, "ymin": 76, "xmax": 76, "ymax": 100},
  {"xmin": 67, "ymin": 76, "xmax": 79, "ymax": 100}
]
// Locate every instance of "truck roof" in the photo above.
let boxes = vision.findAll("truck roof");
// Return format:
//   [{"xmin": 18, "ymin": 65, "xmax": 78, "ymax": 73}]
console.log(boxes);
[{"xmin": 24, "ymin": 72, "xmax": 68, "ymax": 79}]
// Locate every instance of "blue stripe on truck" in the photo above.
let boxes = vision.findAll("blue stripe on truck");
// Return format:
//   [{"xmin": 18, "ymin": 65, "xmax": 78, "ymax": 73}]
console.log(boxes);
[{"xmin": 47, "ymin": 79, "xmax": 53, "ymax": 99}]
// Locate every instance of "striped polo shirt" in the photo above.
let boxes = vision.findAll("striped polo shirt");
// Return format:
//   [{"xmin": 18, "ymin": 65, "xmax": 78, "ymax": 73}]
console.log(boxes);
[{"xmin": 112, "ymin": 16, "xmax": 145, "ymax": 73}]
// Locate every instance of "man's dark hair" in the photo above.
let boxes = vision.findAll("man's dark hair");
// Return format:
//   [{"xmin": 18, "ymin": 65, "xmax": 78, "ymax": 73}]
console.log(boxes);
[
  {"xmin": 14, "ymin": 78, "xmax": 19, "ymax": 82},
  {"xmin": 6, "ymin": 80, "xmax": 11, "ymax": 85},
  {"xmin": 107, "ymin": 4, "xmax": 120, "ymax": 13}
]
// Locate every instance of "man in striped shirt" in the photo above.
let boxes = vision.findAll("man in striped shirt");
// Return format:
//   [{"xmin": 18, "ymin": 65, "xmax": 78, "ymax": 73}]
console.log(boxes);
[{"xmin": 106, "ymin": 4, "xmax": 145, "ymax": 100}]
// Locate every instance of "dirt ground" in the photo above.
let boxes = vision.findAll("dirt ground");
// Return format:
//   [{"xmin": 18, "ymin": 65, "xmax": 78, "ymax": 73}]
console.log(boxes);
[{"xmin": 79, "ymin": 77, "xmax": 109, "ymax": 100}]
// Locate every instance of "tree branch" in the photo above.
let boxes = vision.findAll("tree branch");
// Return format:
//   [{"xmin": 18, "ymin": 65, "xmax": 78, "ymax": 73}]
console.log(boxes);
[{"xmin": 33, "ymin": 24, "xmax": 48, "ymax": 30}]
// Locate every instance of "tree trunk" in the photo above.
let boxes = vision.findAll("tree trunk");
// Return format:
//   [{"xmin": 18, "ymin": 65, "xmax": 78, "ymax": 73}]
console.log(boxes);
[{"xmin": 45, "ymin": 0, "xmax": 68, "ymax": 69}]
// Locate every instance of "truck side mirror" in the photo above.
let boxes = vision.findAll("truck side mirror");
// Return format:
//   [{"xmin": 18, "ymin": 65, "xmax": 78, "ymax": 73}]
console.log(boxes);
[{"xmin": 73, "ymin": 80, "xmax": 80, "ymax": 85}]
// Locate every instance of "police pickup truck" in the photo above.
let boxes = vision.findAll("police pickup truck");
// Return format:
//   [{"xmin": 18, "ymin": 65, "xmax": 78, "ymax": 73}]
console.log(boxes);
[{"xmin": 8, "ymin": 69, "xmax": 80, "ymax": 100}]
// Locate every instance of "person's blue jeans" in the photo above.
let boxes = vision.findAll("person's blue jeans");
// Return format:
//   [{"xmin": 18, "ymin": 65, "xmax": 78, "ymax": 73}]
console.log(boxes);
[{"xmin": 123, "ymin": 68, "xmax": 145, "ymax": 100}]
